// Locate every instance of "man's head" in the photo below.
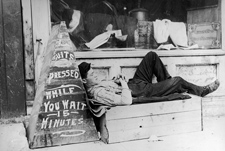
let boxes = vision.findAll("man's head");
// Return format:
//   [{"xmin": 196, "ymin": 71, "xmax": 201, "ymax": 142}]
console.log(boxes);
[
  {"xmin": 78, "ymin": 62, "xmax": 101, "ymax": 87},
  {"xmin": 78, "ymin": 62, "xmax": 91, "ymax": 79}
]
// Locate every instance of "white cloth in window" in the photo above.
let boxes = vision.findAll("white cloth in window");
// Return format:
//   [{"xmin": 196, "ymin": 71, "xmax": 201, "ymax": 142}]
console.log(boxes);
[
  {"xmin": 153, "ymin": 19, "xmax": 170, "ymax": 44},
  {"xmin": 153, "ymin": 19, "xmax": 188, "ymax": 47}
]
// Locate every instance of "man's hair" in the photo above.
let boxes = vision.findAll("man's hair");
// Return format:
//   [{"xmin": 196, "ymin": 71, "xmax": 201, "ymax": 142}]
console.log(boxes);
[{"xmin": 78, "ymin": 62, "xmax": 91, "ymax": 79}]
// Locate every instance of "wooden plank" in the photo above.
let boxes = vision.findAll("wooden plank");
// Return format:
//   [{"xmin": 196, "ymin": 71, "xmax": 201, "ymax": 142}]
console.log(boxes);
[
  {"xmin": 108, "ymin": 121, "xmax": 201, "ymax": 143},
  {"xmin": 107, "ymin": 110, "xmax": 201, "ymax": 132},
  {"xmin": 202, "ymin": 96, "xmax": 225, "ymax": 117},
  {"xmin": 0, "ymin": 0, "xmax": 8, "ymax": 118},
  {"xmin": 21, "ymin": 0, "xmax": 36, "ymax": 108},
  {"xmin": 25, "ymin": 80, "xmax": 35, "ymax": 101},
  {"xmin": 22, "ymin": 0, "xmax": 34, "ymax": 80},
  {"xmin": 31, "ymin": 0, "xmax": 51, "ymax": 85},
  {"xmin": 106, "ymin": 95, "xmax": 201, "ymax": 120},
  {"xmin": 1, "ymin": 0, "xmax": 26, "ymax": 117}
]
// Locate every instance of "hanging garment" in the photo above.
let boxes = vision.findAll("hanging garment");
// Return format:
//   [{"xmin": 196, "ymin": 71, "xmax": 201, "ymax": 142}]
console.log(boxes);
[
  {"xmin": 153, "ymin": 19, "xmax": 188, "ymax": 47},
  {"xmin": 153, "ymin": 19, "xmax": 170, "ymax": 44}
]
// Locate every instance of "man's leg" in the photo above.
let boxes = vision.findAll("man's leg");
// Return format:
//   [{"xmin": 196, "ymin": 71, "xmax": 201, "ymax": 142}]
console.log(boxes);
[
  {"xmin": 146, "ymin": 76, "xmax": 219, "ymax": 97},
  {"xmin": 133, "ymin": 51, "xmax": 171, "ymax": 83}
]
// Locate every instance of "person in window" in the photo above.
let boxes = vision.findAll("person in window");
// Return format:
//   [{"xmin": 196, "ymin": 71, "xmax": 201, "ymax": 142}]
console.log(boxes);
[{"xmin": 79, "ymin": 51, "xmax": 220, "ymax": 107}]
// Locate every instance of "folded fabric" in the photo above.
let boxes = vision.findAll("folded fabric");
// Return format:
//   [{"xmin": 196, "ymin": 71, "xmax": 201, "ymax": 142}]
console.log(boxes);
[
  {"xmin": 169, "ymin": 22, "xmax": 188, "ymax": 47},
  {"xmin": 153, "ymin": 19, "xmax": 188, "ymax": 47},
  {"xmin": 85, "ymin": 32, "xmax": 111, "ymax": 49},
  {"xmin": 153, "ymin": 19, "xmax": 170, "ymax": 44}
]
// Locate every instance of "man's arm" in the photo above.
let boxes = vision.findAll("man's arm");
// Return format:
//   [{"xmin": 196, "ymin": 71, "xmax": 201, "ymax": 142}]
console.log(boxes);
[{"xmin": 92, "ymin": 84, "xmax": 132, "ymax": 106}]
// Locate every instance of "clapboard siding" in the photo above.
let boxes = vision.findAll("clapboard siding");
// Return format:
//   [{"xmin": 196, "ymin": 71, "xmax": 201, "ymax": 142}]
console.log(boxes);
[
  {"xmin": 107, "ymin": 111, "xmax": 201, "ymax": 132},
  {"xmin": 108, "ymin": 121, "xmax": 201, "ymax": 143},
  {"xmin": 106, "ymin": 95, "xmax": 201, "ymax": 120}
]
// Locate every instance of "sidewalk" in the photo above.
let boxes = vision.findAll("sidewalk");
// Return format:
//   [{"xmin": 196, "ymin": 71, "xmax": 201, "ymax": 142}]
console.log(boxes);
[{"xmin": 0, "ymin": 116, "xmax": 225, "ymax": 151}]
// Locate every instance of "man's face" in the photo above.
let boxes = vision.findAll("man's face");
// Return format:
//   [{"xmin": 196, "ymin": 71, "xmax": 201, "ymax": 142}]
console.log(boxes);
[{"xmin": 85, "ymin": 68, "xmax": 101, "ymax": 86}]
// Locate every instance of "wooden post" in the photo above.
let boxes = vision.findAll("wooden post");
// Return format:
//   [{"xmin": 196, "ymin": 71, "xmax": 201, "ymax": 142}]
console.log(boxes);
[
  {"xmin": 221, "ymin": 0, "xmax": 225, "ymax": 50},
  {"xmin": 31, "ymin": 0, "xmax": 51, "ymax": 86},
  {"xmin": 0, "ymin": 0, "xmax": 26, "ymax": 117},
  {"xmin": 0, "ymin": 0, "xmax": 7, "ymax": 118},
  {"xmin": 21, "ymin": 0, "xmax": 35, "ymax": 112},
  {"xmin": 22, "ymin": 0, "xmax": 34, "ymax": 80}
]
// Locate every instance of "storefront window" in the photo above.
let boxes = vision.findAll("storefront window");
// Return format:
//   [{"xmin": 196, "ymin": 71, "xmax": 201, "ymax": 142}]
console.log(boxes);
[{"xmin": 49, "ymin": 0, "xmax": 222, "ymax": 52}]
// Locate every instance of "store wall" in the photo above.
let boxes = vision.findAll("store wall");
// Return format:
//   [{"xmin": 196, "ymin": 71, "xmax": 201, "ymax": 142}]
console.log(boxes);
[{"xmin": 23, "ymin": 0, "xmax": 225, "ymax": 117}]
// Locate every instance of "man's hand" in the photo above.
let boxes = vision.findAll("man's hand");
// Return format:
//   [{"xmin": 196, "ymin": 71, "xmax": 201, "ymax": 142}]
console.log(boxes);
[
  {"xmin": 119, "ymin": 78, "xmax": 129, "ymax": 88},
  {"xmin": 112, "ymin": 74, "xmax": 127, "ymax": 83}
]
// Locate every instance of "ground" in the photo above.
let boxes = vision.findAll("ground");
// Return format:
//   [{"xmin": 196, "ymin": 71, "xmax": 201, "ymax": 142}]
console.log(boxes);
[{"xmin": 0, "ymin": 116, "xmax": 225, "ymax": 151}]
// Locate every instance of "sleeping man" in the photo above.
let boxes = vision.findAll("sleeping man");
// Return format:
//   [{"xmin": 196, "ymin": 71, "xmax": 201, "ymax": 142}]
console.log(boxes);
[
  {"xmin": 78, "ymin": 51, "xmax": 220, "ymax": 143},
  {"xmin": 79, "ymin": 51, "xmax": 220, "ymax": 107}
]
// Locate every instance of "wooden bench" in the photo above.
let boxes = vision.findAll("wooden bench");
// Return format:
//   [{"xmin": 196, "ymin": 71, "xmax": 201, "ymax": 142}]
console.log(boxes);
[{"xmin": 101, "ymin": 94, "xmax": 202, "ymax": 143}]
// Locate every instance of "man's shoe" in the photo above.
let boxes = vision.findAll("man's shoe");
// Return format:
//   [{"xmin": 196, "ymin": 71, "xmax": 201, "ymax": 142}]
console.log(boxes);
[{"xmin": 201, "ymin": 79, "xmax": 220, "ymax": 97}]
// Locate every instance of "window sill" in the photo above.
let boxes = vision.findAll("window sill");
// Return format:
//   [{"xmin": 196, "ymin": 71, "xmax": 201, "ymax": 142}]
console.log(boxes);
[{"xmin": 74, "ymin": 48, "xmax": 225, "ymax": 59}]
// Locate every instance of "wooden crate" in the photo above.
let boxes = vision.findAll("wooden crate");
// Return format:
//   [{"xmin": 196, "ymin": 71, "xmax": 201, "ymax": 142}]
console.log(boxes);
[{"xmin": 105, "ymin": 95, "xmax": 202, "ymax": 143}]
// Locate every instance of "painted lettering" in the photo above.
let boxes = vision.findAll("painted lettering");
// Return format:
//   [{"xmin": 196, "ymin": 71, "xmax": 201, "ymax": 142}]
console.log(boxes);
[
  {"xmin": 62, "ymin": 100, "xmax": 69, "ymax": 109},
  {"xmin": 81, "ymin": 103, "xmax": 86, "ymax": 110},
  {"xmin": 60, "ymin": 119, "xmax": 65, "ymax": 126},
  {"xmin": 77, "ymin": 102, "xmax": 80, "ymax": 110},
  {"xmin": 53, "ymin": 119, "xmax": 60, "ymax": 128},
  {"xmin": 44, "ymin": 102, "xmax": 61, "ymax": 113},
  {"xmin": 48, "ymin": 70, "xmax": 80, "ymax": 82},
  {"xmin": 74, "ymin": 71, "xmax": 79, "ymax": 78},
  {"xmin": 48, "ymin": 119, "xmax": 53, "ymax": 129},
  {"xmin": 66, "ymin": 70, "xmax": 70, "ymax": 77},
  {"xmin": 44, "ymin": 101, "xmax": 50, "ymax": 112},
  {"xmin": 46, "ymin": 91, "xmax": 52, "ymax": 100},
  {"xmin": 66, "ymin": 119, "xmax": 71, "ymax": 125},
  {"xmin": 49, "ymin": 103, "xmax": 54, "ymax": 112},
  {"xmin": 58, "ymin": 88, "xmax": 62, "ymax": 96},
  {"xmin": 64, "ymin": 51, "xmax": 69, "ymax": 58},
  {"xmin": 69, "ymin": 53, "xmax": 75, "ymax": 60},
  {"xmin": 63, "ymin": 110, "xmax": 70, "ymax": 117},
  {"xmin": 69, "ymin": 87, "xmax": 74, "ymax": 94},
  {"xmin": 70, "ymin": 101, "xmax": 76, "ymax": 109},
  {"xmin": 52, "ymin": 89, "xmax": 58, "ymax": 98},
  {"xmin": 63, "ymin": 88, "xmax": 69, "ymax": 95},
  {"xmin": 57, "ymin": 111, "xmax": 60, "ymax": 117},
  {"xmin": 41, "ymin": 117, "xmax": 49, "ymax": 129},
  {"xmin": 41, "ymin": 118, "xmax": 84, "ymax": 129},
  {"xmin": 44, "ymin": 100, "xmax": 86, "ymax": 112},
  {"xmin": 46, "ymin": 85, "xmax": 82, "ymax": 100},
  {"xmin": 71, "ymin": 119, "xmax": 77, "ymax": 126},
  {"xmin": 52, "ymin": 51, "xmax": 75, "ymax": 61},
  {"xmin": 55, "ymin": 102, "xmax": 59, "ymax": 110},
  {"xmin": 78, "ymin": 118, "xmax": 83, "ymax": 125}
]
